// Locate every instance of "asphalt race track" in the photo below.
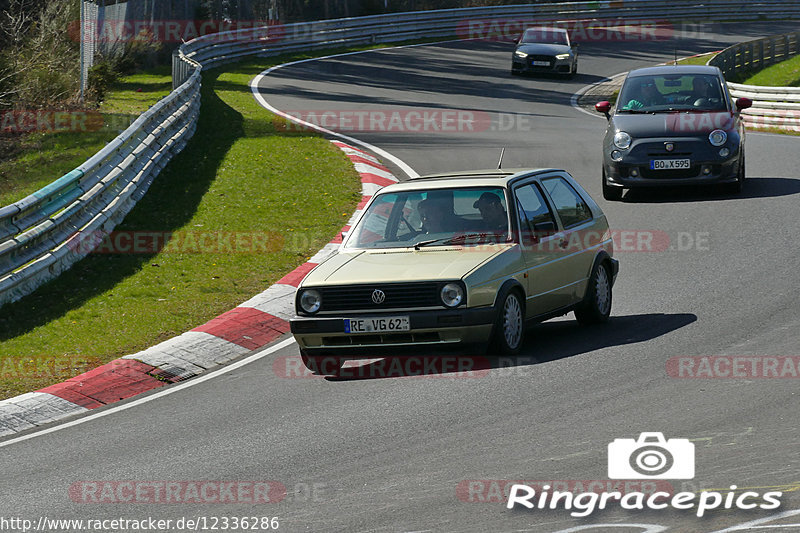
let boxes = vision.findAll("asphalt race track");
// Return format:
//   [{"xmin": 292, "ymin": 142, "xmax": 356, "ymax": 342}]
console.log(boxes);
[{"xmin": 1, "ymin": 21, "xmax": 800, "ymax": 533}]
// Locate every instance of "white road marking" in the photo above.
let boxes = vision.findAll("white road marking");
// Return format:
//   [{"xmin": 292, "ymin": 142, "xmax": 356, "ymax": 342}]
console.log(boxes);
[
  {"xmin": 569, "ymin": 71, "xmax": 628, "ymax": 119},
  {"xmin": 551, "ymin": 524, "xmax": 668, "ymax": 533},
  {"xmin": 707, "ymin": 509, "xmax": 800, "ymax": 532},
  {"xmin": 249, "ymin": 43, "xmax": 480, "ymax": 179},
  {"xmin": 0, "ymin": 337, "xmax": 297, "ymax": 449}
]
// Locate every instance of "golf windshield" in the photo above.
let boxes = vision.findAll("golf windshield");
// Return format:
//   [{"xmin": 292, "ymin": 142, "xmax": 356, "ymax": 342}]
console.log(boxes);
[{"xmin": 344, "ymin": 187, "xmax": 511, "ymax": 249}]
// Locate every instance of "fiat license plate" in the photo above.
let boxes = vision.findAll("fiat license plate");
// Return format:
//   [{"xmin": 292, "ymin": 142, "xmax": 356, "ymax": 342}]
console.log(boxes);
[
  {"xmin": 650, "ymin": 159, "xmax": 690, "ymax": 170},
  {"xmin": 344, "ymin": 316, "xmax": 410, "ymax": 333}
]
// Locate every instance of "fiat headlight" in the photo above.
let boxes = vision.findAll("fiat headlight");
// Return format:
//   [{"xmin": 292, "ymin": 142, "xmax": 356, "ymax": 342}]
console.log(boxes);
[
  {"xmin": 709, "ymin": 129, "xmax": 727, "ymax": 146},
  {"xmin": 440, "ymin": 283, "xmax": 464, "ymax": 308},
  {"xmin": 613, "ymin": 131, "xmax": 632, "ymax": 150},
  {"xmin": 299, "ymin": 289, "xmax": 321, "ymax": 313}
]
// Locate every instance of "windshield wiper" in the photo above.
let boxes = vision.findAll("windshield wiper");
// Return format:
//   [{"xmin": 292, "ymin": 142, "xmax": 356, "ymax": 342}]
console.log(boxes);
[
  {"xmin": 413, "ymin": 232, "xmax": 507, "ymax": 249},
  {"xmin": 441, "ymin": 232, "xmax": 508, "ymax": 245},
  {"xmin": 413, "ymin": 238, "xmax": 449, "ymax": 250}
]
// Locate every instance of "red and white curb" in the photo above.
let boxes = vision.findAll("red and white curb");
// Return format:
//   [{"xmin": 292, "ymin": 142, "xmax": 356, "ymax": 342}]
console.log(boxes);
[{"xmin": 0, "ymin": 141, "xmax": 398, "ymax": 437}]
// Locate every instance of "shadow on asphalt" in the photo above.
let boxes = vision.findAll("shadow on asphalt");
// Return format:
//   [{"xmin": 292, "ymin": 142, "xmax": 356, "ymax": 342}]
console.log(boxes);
[
  {"xmin": 323, "ymin": 312, "xmax": 697, "ymax": 381},
  {"xmin": 620, "ymin": 177, "xmax": 800, "ymax": 203}
]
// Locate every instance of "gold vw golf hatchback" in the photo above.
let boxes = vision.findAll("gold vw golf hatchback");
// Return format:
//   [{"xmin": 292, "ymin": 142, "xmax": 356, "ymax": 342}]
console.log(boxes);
[{"xmin": 290, "ymin": 169, "xmax": 618, "ymax": 373}]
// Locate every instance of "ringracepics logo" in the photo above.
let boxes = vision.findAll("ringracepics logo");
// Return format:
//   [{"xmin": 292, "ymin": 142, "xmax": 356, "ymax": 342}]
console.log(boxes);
[
  {"xmin": 608, "ymin": 432, "xmax": 694, "ymax": 479},
  {"xmin": 505, "ymin": 433, "xmax": 783, "ymax": 517}
]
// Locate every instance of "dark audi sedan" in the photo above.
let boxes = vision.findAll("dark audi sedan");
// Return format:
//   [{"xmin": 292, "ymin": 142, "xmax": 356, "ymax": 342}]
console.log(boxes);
[
  {"xmin": 595, "ymin": 65, "xmax": 752, "ymax": 200},
  {"xmin": 511, "ymin": 27, "xmax": 577, "ymax": 77}
]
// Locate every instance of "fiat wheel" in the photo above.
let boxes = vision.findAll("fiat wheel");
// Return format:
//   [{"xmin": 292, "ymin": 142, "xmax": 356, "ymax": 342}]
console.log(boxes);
[
  {"xmin": 602, "ymin": 168, "xmax": 623, "ymax": 201},
  {"xmin": 725, "ymin": 151, "xmax": 745, "ymax": 194}
]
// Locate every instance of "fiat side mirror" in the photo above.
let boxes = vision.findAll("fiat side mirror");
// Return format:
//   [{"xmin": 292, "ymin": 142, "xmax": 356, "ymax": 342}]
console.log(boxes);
[
  {"xmin": 595, "ymin": 100, "xmax": 611, "ymax": 119},
  {"xmin": 735, "ymin": 97, "xmax": 752, "ymax": 111}
]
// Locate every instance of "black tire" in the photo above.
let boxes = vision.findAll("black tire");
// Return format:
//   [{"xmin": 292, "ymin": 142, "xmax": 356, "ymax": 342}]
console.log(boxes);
[
  {"xmin": 574, "ymin": 261, "xmax": 613, "ymax": 325},
  {"xmin": 724, "ymin": 151, "xmax": 745, "ymax": 194},
  {"xmin": 602, "ymin": 168, "xmax": 623, "ymax": 201},
  {"xmin": 489, "ymin": 287, "xmax": 525, "ymax": 355},
  {"xmin": 300, "ymin": 349, "xmax": 343, "ymax": 375}
]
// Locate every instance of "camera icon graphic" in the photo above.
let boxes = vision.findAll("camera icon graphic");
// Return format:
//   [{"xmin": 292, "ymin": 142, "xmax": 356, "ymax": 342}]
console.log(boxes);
[{"xmin": 608, "ymin": 432, "xmax": 695, "ymax": 479}]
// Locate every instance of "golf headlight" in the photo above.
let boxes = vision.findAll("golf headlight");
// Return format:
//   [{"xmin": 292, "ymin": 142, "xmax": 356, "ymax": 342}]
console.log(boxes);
[
  {"xmin": 709, "ymin": 129, "xmax": 727, "ymax": 146},
  {"xmin": 613, "ymin": 131, "xmax": 632, "ymax": 150},
  {"xmin": 441, "ymin": 283, "xmax": 464, "ymax": 308},
  {"xmin": 555, "ymin": 53, "xmax": 570, "ymax": 60},
  {"xmin": 514, "ymin": 50, "xmax": 528, "ymax": 58},
  {"xmin": 299, "ymin": 289, "xmax": 321, "ymax": 313}
]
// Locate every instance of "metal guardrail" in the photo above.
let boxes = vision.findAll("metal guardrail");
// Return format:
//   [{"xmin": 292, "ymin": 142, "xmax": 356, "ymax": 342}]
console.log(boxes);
[
  {"xmin": 2, "ymin": 0, "xmax": 800, "ymax": 307},
  {"xmin": 0, "ymin": 71, "xmax": 202, "ymax": 306},
  {"xmin": 178, "ymin": 1, "xmax": 800, "ymax": 70},
  {"xmin": 709, "ymin": 31, "xmax": 800, "ymax": 131}
]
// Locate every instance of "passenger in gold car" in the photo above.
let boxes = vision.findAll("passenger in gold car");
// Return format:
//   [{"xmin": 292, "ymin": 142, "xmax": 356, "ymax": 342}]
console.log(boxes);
[{"xmin": 473, "ymin": 192, "xmax": 508, "ymax": 232}]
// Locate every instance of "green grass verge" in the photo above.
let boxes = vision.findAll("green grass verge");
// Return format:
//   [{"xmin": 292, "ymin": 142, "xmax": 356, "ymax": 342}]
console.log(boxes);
[
  {"xmin": 742, "ymin": 125, "xmax": 800, "ymax": 136},
  {"xmin": 0, "ymin": 130, "xmax": 116, "ymax": 207},
  {"xmin": 676, "ymin": 52, "xmax": 717, "ymax": 66},
  {"xmin": 0, "ymin": 68, "xmax": 172, "ymax": 208},
  {"xmin": 740, "ymin": 54, "xmax": 800, "ymax": 87},
  {"xmin": 0, "ymin": 58, "xmax": 362, "ymax": 400}
]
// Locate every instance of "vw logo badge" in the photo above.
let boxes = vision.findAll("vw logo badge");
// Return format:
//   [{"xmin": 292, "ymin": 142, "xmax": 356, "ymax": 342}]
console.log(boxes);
[
  {"xmin": 665, "ymin": 142, "xmax": 674, "ymax": 152},
  {"xmin": 371, "ymin": 289, "xmax": 386, "ymax": 304}
]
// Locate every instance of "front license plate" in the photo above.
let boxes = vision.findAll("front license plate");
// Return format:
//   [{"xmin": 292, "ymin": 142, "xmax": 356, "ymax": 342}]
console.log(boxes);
[
  {"xmin": 532, "ymin": 60, "xmax": 550, "ymax": 66},
  {"xmin": 650, "ymin": 159, "xmax": 691, "ymax": 170},
  {"xmin": 344, "ymin": 316, "xmax": 410, "ymax": 333}
]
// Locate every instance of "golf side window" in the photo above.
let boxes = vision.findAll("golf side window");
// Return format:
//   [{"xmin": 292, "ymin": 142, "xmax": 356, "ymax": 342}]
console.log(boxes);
[
  {"xmin": 541, "ymin": 176, "xmax": 592, "ymax": 229},
  {"xmin": 514, "ymin": 182, "xmax": 557, "ymax": 244}
]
